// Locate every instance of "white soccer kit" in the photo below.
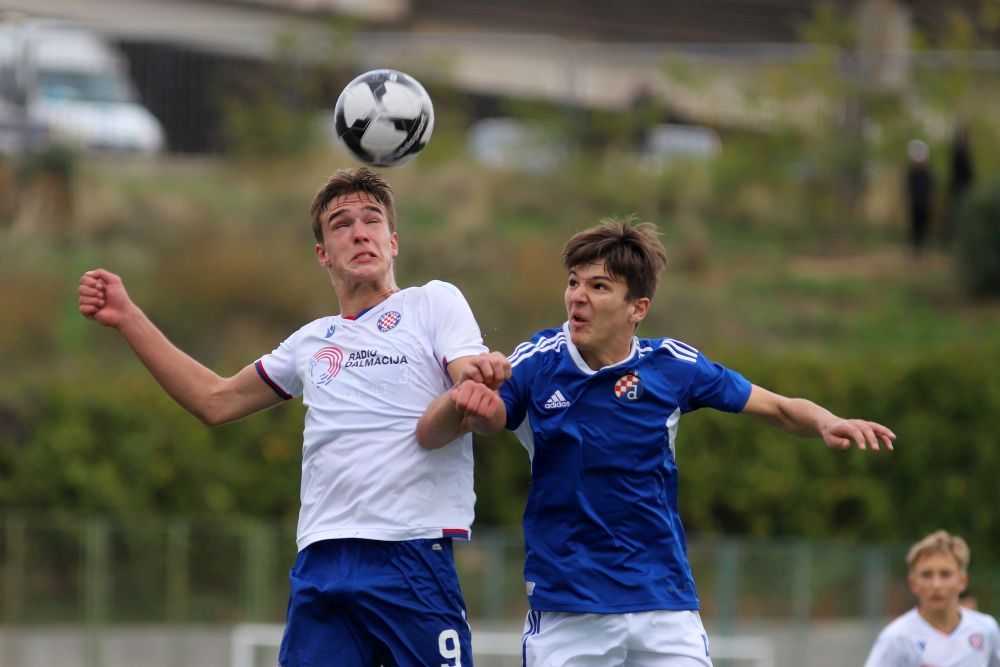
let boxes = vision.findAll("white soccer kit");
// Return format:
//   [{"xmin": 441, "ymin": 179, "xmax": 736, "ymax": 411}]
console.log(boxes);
[
  {"xmin": 865, "ymin": 607, "xmax": 1000, "ymax": 667},
  {"xmin": 255, "ymin": 280, "xmax": 486, "ymax": 550}
]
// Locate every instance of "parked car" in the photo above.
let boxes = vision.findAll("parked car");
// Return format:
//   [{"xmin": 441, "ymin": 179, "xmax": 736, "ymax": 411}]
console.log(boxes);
[
  {"xmin": 466, "ymin": 118, "xmax": 567, "ymax": 173},
  {"xmin": 638, "ymin": 123, "xmax": 721, "ymax": 166},
  {"xmin": 0, "ymin": 19, "xmax": 165, "ymax": 154}
]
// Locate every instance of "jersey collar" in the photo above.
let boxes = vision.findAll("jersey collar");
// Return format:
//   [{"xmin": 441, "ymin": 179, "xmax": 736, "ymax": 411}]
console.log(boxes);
[{"xmin": 562, "ymin": 321, "xmax": 639, "ymax": 375}]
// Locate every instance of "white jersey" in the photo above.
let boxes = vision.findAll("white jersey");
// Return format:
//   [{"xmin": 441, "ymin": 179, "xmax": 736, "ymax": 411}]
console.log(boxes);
[
  {"xmin": 255, "ymin": 281, "xmax": 486, "ymax": 550},
  {"xmin": 865, "ymin": 607, "xmax": 1000, "ymax": 667}
]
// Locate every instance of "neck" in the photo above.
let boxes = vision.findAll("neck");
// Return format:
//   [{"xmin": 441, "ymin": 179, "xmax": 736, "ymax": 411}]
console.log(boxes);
[
  {"xmin": 336, "ymin": 279, "xmax": 399, "ymax": 317},
  {"xmin": 579, "ymin": 338, "xmax": 633, "ymax": 371},
  {"xmin": 918, "ymin": 605, "xmax": 962, "ymax": 633}
]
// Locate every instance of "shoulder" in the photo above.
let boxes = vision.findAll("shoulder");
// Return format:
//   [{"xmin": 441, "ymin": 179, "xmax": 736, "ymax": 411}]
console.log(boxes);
[
  {"xmin": 965, "ymin": 608, "xmax": 1000, "ymax": 635},
  {"xmin": 404, "ymin": 280, "xmax": 472, "ymax": 312},
  {"xmin": 509, "ymin": 327, "xmax": 566, "ymax": 369},
  {"xmin": 287, "ymin": 317, "xmax": 330, "ymax": 341},
  {"xmin": 418, "ymin": 280, "xmax": 466, "ymax": 299},
  {"xmin": 637, "ymin": 336, "xmax": 701, "ymax": 365},
  {"xmin": 869, "ymin": 611, "xmax": 921, "ymax": 654},
  {"xmin": 870, "ymin": 609, "xmax": 917, "ymax": 640}
]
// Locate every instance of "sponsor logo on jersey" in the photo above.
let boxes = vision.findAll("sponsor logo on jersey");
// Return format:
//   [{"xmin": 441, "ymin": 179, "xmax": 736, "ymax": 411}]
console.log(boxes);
[
  {"xmin": 344, "ymin": 348, "xmax": 409, "ymax": 369},
  {"xmin": 614, "ymin": 371, "xmax": 643, "ymax": 400},
  {"xmin": 376, "ymin": 310, "xmax": 402, "ymax": 332},
  {"xmin": 308, "ymin": 346, "xmax": 344, "ymax": 385},
  {"xmin": 544, "ymin": 389, "xmax": 571, "ymax": 409},
  {"xmin": 970, "ymin": 633, "xmax": 985, "ymax": 650},
  {"xmin": 525, "ymin": 581, "xmax": 536, "ymax": 596},
  {"xmin": 324, "ymin": 324, "xmax": 336, "ymax": 338}
]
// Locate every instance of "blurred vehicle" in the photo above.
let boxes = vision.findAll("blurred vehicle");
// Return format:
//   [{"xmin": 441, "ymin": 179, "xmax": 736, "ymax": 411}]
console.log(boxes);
[
  {"xmin": 0, "ymin": 19, "xmax": 165, "ymax": 154},
  {"xmin": 466, "ymin": 117, "xmax": 567, "ymax": 172},
  {"xmin": 638, "ymin": 123, "xmax": 722, "ymax": 166}
]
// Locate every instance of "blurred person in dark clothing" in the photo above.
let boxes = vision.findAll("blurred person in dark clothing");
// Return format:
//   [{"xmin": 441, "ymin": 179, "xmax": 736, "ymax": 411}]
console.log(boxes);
[
  {"xmin": 945, "ymin": 123, "xmax": 975, "ymax": 242},
  {"xmin": 906, "ymin": 139, "xmax": 934, "ymax": 255}
]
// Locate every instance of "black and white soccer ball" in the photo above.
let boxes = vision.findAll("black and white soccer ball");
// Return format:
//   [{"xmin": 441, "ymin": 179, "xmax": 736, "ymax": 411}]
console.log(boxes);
[{"xmin": 333, "ymin": 69, "xmax": 434, "ymax": 167}]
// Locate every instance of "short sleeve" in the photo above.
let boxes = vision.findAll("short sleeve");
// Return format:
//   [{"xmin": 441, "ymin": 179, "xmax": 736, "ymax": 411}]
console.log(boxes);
[
  {"xmin": 424, "ymin": 281, "xmax": 487, "ymax": 367},
  {"xmin": 255, "ymin": 329, "xmax": 304, "ymax": 400},
  {"xmin": 500, "ymin": 337, "xmax": 542, "ymax": 431},
  {"xmin": 682, "ymin": 352, "xmax": 752, "ymax": 414}
]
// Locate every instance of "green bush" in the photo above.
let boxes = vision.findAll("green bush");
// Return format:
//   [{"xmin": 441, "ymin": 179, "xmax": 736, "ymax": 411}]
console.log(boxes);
[{"xmin": 955, "ymin": 180, "xmax": 1000, "ymax": 296}]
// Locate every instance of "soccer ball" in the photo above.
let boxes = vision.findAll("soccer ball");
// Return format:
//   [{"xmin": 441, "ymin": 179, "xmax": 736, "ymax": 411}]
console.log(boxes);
[{"xmin": 333, "ymin": 69, "xmax": 434, "ymax": 167}]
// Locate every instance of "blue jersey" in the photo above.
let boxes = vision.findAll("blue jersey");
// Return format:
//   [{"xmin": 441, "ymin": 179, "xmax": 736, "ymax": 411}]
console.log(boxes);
[{"xmin": 500, "ymin": 323, "xmax": 752, "ymax": 614}]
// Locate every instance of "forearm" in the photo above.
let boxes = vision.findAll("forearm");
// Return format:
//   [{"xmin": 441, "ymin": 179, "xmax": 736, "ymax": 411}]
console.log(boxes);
[
  {"xmin": 117, "ymin": 310, "xmax": 231, "ymax": 424},
  {"xmin": 744, "ymin": 384, "xmax": 894, "ymax": 451},
  {"xmin": 771, "ymin": 397, "xmax": 838, "ymax": 437},
  {"xmin": 417, "ymin": 380, "xmax": 508, "ymax": 449},
  {"xmin": 465, "ymin": 410, "xmax": 506, "ymax": 437},
  {"xmin": 416, "ymin": 391, "xmax": 468, "ymax": 450},
  {"xmin": 748, "ymin": 390, "xmax": 838, "ymax": 438}
]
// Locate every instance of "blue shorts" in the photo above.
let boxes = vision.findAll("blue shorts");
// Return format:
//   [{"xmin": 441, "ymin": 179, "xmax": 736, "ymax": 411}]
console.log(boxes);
[{"xmin": 278, "ymin": 538, "xmax": 473, "ymax": 667}]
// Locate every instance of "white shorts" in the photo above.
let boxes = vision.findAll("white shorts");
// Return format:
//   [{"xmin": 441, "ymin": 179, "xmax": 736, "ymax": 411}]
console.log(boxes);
[{"xmin": 521, "ymin": 609, "xmax": 713, "ymax": 667}]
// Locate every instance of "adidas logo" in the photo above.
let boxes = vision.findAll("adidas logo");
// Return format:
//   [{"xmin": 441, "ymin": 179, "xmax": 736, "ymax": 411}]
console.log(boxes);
[{"xmin": 544, "ymin": 389, "xmax": 571, "ymax": 409}]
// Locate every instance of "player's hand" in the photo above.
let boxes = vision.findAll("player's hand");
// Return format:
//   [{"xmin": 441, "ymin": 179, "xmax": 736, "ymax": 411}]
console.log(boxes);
[
  {"xmin": 821, "ymin": 419, "xmax": 895, "ymax": 452},
  {"xmin": 450, "ymin": 380, "xmax": 501, "ymax": 420},
  {"xmin": 78, "ymin": 268, "xmax": 138, "ymax": 329},
  {"xmin": 459, "ymin": 351, "xmax": 511, "ymax": 390}
]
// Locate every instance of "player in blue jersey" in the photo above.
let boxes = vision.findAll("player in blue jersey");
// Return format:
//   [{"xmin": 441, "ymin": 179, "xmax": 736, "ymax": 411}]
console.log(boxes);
[
  {"xmin": 78, "ymin": 168, "xmax": 509, "ymax": 667},
  {"xmin": 418, "ymin": 216, "xmax": 894, "ymax": 666}
]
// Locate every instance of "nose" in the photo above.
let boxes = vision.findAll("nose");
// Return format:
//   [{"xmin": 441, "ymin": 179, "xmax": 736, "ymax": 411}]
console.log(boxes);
[
  {"xmin": 566, "ymin": 284, "xmax": 586, "ymax": 303},
  {"xmin": 350, "ymin": 220, "xmax": 370, "ymax": 242}
]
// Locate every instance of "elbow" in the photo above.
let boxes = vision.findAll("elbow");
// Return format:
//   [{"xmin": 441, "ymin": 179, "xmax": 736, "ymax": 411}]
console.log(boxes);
[
  {"xmin": 416, "ymin": 420, "xmax": 446, "ymax": 450},
  {"xmin": 191, "ymin": 397, "xmax": 234, "ymax": 427},
  {"xmin": 195, "ymin": 409, "xmax": 227, "ymax": 427}
]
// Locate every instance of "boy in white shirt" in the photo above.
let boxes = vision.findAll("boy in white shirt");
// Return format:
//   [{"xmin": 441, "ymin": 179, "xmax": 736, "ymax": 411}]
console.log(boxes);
[
  {"xmin": 865, "ymin": 530, "xmax": 1000, "ymax": 667},
  {"xmin": 78, "ymin": 168, "xmax": 509, "ymax": 666}
]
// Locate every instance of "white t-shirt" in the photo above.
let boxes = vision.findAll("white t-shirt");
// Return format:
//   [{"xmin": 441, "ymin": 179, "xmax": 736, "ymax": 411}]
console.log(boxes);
[
  {"xmin": 255, "ymin": 280, "xmax": 487, "ymax": 550},
  {"xmin": 865, "ymin": 607, "xmax": 1000, "ymax": 667}
]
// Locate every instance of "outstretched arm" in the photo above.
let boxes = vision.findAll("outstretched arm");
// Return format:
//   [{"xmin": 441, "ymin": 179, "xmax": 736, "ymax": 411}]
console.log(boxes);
[
  {"xmin": 416, "ymin": 352, "xmax": 509, "ymax": 450},
  {"xmin": 742, "ymin": 385, "xmax": 895, "ymax": 451},
  {"xmin": 78, "ymin": 268, "xmax": 283, "ymax": 425}
]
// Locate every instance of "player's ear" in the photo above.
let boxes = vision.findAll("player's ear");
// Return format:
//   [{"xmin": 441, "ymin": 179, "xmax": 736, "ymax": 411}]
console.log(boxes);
[
  {"xmin": 316, "ymin": 243, "xmax": 331, "ymax": 267},
  {"xmin": 629, "ymin": 297, "xmax": 650, "ymax": 325},
  {"xmin": 390, "ymin": 232, "xmax": 399, "ymax": 258}
]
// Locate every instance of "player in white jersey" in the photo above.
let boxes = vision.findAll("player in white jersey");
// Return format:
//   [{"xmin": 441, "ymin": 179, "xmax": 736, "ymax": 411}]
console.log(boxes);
[
  {"xmin": 865, "ymin": 530, "xmax": 1000, "ymax": 667},
  {"xmin": 78, "ymin": 168, "xmax": 509, "ymax": 667},
  {"xmin": 419, "ymin": 216, "xmax": 895, "ymax": 666}
]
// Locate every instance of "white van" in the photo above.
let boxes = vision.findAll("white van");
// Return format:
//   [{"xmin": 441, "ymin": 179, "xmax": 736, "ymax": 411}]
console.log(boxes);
[{"xmin": 0, "ymin": 19, "xmax": 165, "ymax": 154}]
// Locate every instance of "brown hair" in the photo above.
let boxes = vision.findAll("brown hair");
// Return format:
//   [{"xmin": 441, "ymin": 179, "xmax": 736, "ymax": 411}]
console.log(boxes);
[
  {"xmin": 310, "ymin": 167, "xmax": 396, "ymax": 242},
  {"xmin": 561, "ymin": 215, "xmax": 667, "ymax": 300},
  {"xmin": 907, "ymin": 530, "xmax": 970, "ymax": 571}
]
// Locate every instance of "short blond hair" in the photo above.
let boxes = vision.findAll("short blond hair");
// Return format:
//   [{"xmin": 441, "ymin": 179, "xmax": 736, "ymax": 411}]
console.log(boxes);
[{"xmin": 906, "ymin": 530, "xmax": 970, "ymax": 571}]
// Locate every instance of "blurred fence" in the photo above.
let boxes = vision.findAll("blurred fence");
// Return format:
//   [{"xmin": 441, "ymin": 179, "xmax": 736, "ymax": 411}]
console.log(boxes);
[{"xmin": 2, "ymin": 511, "xmax": 999, "ymax": 667}]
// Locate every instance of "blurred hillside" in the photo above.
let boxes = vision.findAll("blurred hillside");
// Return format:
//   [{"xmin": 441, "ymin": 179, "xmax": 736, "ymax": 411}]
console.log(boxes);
[
  {"xmin": 2, "ymin": 134, "xmax": 999, "ymax": 557},
  {"xmin": 1, "ymin": 1, "xmax": 999, "ymax": 568}
]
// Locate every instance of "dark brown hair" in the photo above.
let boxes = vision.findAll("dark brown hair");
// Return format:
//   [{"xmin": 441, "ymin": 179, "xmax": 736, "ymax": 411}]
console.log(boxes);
[
  {"xmin": 310, "ymin": 167, "xmax": 396, "ymax": 242},
  {"xmin": 561, "ymin": 215, "xmax": 667, "ymax": 300}
]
